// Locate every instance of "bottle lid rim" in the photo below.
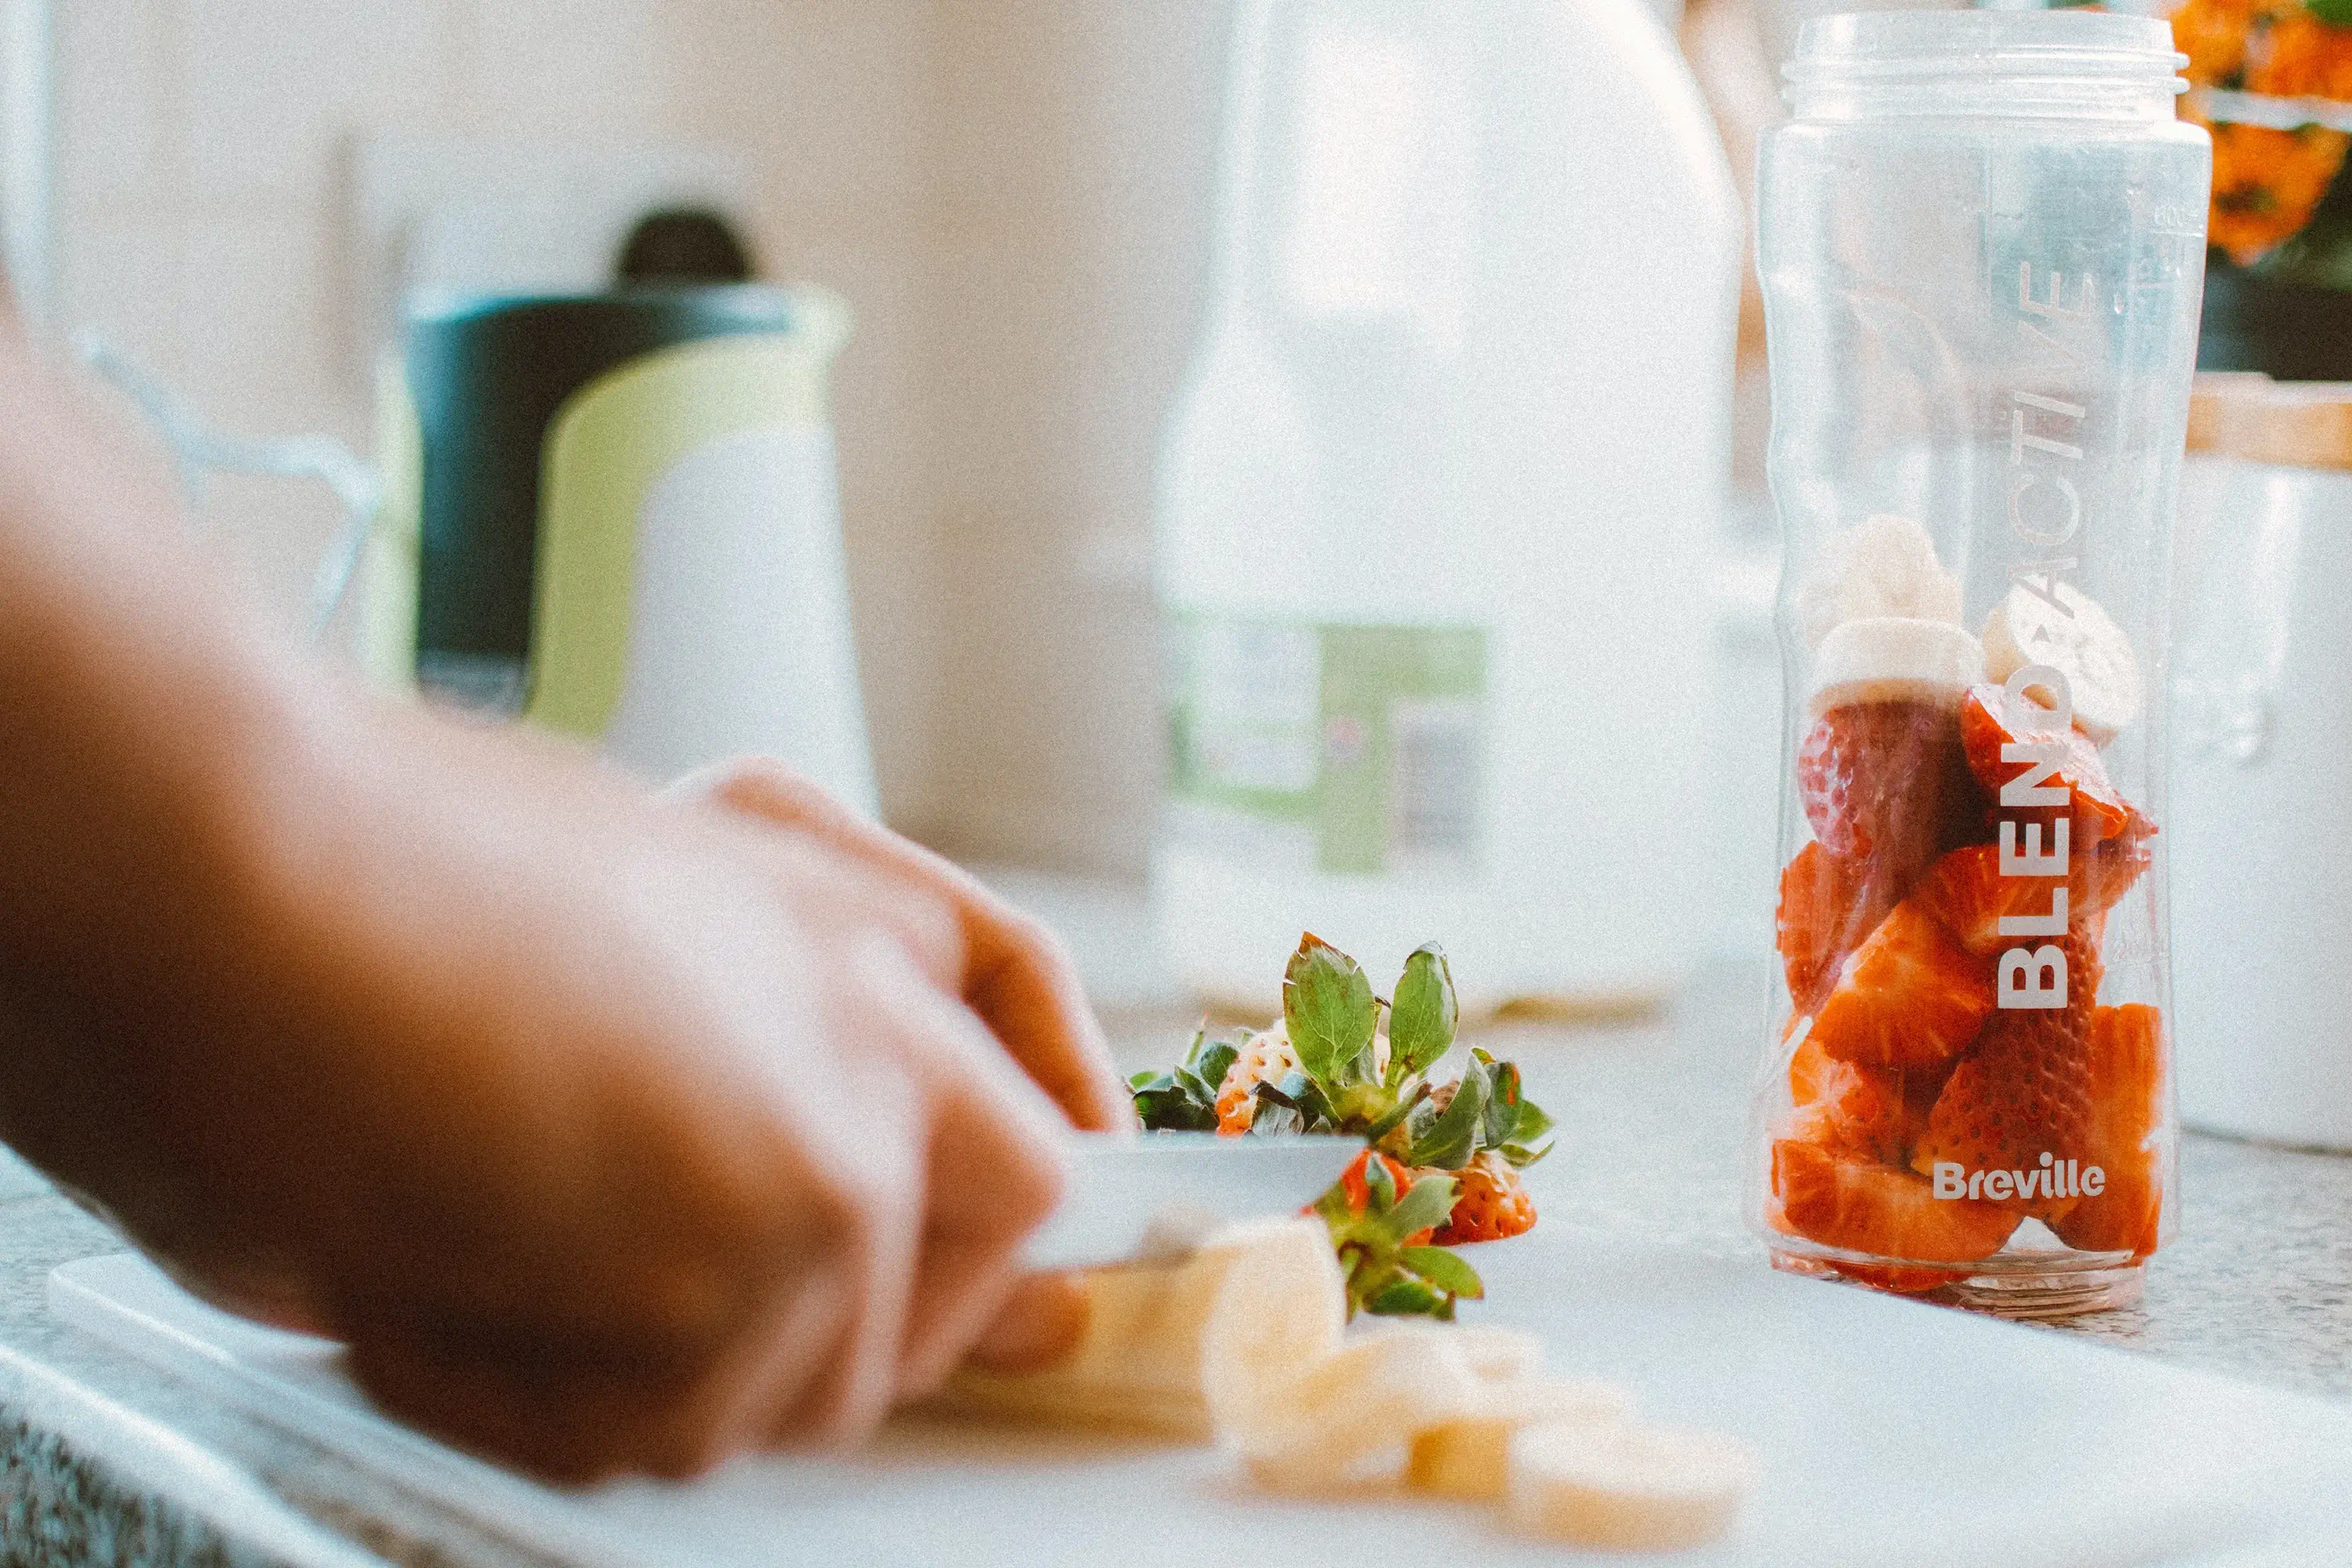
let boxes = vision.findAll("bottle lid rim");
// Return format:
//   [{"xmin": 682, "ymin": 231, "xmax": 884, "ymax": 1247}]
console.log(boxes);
[{"xmin": 1787, "ymin": 11, "xmax": 2186, "ymax": 86}]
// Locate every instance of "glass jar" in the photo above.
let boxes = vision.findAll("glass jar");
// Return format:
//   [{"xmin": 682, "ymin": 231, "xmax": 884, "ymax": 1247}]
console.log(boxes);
[{"xmin": 1747, "ymin": 11, "xmax": 2209, "ymax": 1317}]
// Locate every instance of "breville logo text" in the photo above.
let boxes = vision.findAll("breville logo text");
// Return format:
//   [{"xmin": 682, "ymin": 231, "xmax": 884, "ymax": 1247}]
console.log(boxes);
[{"xmin": 1931, "ymin": 1152, "xmax": 2103, "ymax": 1204}]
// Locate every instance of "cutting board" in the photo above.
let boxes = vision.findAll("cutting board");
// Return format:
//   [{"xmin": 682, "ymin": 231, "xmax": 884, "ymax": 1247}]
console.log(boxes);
[{"xmin": 48, "ymin": 1240, "xmax": 2352, "ymax": 1567}]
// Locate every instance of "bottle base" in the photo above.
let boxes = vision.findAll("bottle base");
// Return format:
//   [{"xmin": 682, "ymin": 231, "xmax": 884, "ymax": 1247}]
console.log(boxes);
[{"xmin": 1771, "ymin": 1248, "xmax": 2143, "ymax": 1319}]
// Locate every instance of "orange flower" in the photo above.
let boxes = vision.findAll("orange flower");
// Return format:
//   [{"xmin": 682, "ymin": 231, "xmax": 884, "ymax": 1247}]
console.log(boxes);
[
  {"xmin": 2245, "ymin": 9, "xmax": 2352, "ymax": 97},
  {"xmin": 2172, "ymin": 0, "xmax": 2259, "ymax": 85},
  {"xmin": 2206, "ymin": 118, "xmax": 2352, "ymax": 263}
]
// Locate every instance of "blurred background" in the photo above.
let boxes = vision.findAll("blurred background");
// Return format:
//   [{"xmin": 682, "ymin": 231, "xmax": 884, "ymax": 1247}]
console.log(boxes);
[{"xmin": 21, "ymin": 0, "xmax": 2315, "ymax": 1019}]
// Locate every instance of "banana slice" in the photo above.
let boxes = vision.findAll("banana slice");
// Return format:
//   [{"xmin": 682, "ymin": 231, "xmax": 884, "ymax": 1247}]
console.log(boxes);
[
  {"xmin": 1407, "ymin": 1376, "xmax": 1635, "ymax": 1501},
  {"xmin": 1508, "ymin": 1418, "xmax": 1759, "ymax": 1552},
  {"xmin": 1796, "ymin": 514, "xmax": 1964, "ymax": 651},
  {"xmin": 1230, "ymin": 1329, "xmax": 1484, "ymax": 1492},
  {"xmin": 1980, "ymin": 581, "xmax": 2143, "ymax": 745},
  {"xmin": 947, "ymin": 1214, "xmax": 1335, "ymax": 1438},
  {"xmin": 1806, "ymin": 616, "xmax": 1984, "ymax": 718},
  {"xmin": 1450, "ymin": 1325, "xmax": 1547, "ymax": 1383},
  {"xmin": 1199, "ymin": 1216, "xmax": 1350, "ymax": 1441}
]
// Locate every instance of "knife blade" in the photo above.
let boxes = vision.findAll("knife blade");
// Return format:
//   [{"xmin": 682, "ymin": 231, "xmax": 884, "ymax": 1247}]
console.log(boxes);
[{"xmin": 1019, "ymin": 1132, "xmax": 1359, "ymax": 1273}]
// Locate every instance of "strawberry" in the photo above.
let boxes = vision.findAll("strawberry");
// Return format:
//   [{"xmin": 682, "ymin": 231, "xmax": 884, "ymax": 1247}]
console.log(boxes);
[
  {"xmin": 2049, "ymin": 1004, "xmax": 2165, "ymax": 1258},
  {"xmin": 1777, "ymin": 842, "xmax": 1901, "ymax": 1011},
  {"xmin": 1330, "ymin": 1148, "xmax": 1434, "ymax": 1243},
  {"xmin": 1912, "ymin": 838, "xmax": 2151, "ymax": 956},
  {"xmin": 1785, "ymin": 1030, "xmax": 1937, "ymax": 1167},
  {"xmin": 1429, "ymin": 1152, "xmax": 1537, "ymax": 1244},
  {"xmin": 1768, "ymin": 1138, "xmax": 2020, "ymax": 1286},
  {"xmin": 1809, "ymin": 900, "xmax": 1995, "ymax": 1071},
  {"xmin": 1312, "ymin": 1148, "xmax": 1483, "ymax": 1319},
  {"xmin": 1796, "ymin": 702, "xmax": 1975, "ymax": 884},
  {"xmin": 1912, "ymin": 929, "xmax": 2105, "ymax": 1221},
  {"xmin": 1958, "ymin": 684, "xmax": 2149, "ymax": 848},
  {"xmin": 1214, "ymin": 1026, "xmax": 1300, "ymax": 1134}
]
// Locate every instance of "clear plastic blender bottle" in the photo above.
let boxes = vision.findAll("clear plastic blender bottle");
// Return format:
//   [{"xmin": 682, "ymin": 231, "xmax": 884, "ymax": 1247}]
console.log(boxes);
[{"xmin": 1748, "ymin": 11, "xmax": 2209, "ymax": 1316}]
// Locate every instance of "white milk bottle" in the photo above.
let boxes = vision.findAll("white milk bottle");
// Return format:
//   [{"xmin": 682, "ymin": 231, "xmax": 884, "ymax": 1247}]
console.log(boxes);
[{"xmin": 1154, "ymin": 0, "xmax": 1741, "ymax": 1013}]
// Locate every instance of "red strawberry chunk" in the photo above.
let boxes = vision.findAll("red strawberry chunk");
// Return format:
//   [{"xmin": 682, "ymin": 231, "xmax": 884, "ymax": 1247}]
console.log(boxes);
[
  {"xmin": 1912, "ymin": 839, "xmax": 2153, "ymax": 956},
  {"xmin": 1785, "ymin": 1031, "xmax": 1933, "ymax": 1168},
  {"xmin": 1797, "ymin": 702, "xmax": 1976, "ymax": 884},
  {"xmin": 1769, "ymin": 1138, "xmax": 2020, "ymax": 1273},
  {"xmin": 1912, "ymin": 930, "xmax": 2106, "ymax": 1221},
  {"xmin": 1777, "ymin": 843, "xmax": 1900, "ymax": 1011},
  {"xmin": 1958, "ymin": 684, "xmax": 2148, "ymax": 847},
  {"xmin": 1809, "ymin": 901, "xmax": 1995, "ymax": 1071},
  {"xmin": 1429, "ymin": 1155, "xmax": 1537, "ymax": 1245},
  {"xmin": 2049, "ymin": 1004, "xmax": 2165, "ymax": 1258}
]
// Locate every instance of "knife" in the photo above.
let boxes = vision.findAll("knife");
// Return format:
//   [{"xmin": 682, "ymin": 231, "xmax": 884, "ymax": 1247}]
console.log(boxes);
[{"xmin": 1019, "ymin": 1132, "xmax": 1360, "ymax": 1272}]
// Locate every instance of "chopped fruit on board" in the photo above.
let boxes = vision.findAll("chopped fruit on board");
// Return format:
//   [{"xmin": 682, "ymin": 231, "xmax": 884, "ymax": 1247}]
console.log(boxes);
[
  {"xmin": 1911, "ymin": 929, "xmax": 2106, "ymax": 1222},
  {"xmin": 1430, "ymin": 1153, "xmax": 1538, "ymax": 1244},
  {"xmin": 1808, "ymin": 901, "xmax": 1995, "ymax": 1070},
  {"xmin": 1777, "ymin": 841, "xmax": 1903, "ymax": 1011},
  {"xmin": 1957, "ymin": 683, "xmax": 2149, "ymax": 847},
  {"xmin": 2049, "ymin": 1004, "xmax": 2166, "ymax": 1258},
  {"xmin": 1768, "ymin": 1138, "xmax": 2021, "ymax": 1276},
  {"xmin": 1508, "ymin": 1420, "xmax": 1759, "ymax": 1552},
  {"xmin": 1911, "ymin": 839, "xmax": 2150, "ymax": 956},
  {"xmin": 1134, "ymin": 935, "xmax": 1555, "ymax": 1321}
]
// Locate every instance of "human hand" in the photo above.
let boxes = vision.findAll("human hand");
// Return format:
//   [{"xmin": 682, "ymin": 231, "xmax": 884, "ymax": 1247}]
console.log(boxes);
[{"xmin": 0, "ymin": 704, "xmax": 1095, "ymax": 1480}]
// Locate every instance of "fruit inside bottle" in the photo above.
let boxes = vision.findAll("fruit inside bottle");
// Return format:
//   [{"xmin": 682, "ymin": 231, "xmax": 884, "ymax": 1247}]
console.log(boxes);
[{"xmin": 1762, "ymin": 520, "xmax": 2165, "ymax": 1316}]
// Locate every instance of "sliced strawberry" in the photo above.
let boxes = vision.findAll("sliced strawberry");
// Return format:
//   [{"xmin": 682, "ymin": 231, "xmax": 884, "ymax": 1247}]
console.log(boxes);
[
  {"xmin": 1912, "ymin": 838, "xmax": 2153, "ymax": 956},
  {"xmin": 1769, "ymin": 1138, "xmax": 2020, "ymax": 1271},
  {"xmin": 1797, "ymin": 702, "xmax": 1974, "ymax": 884},
  {"xmin": 1809, "ymin": 901, "xmax": 1995, "ymax": 1070},
  {"xmin": 2049, "ymin": 1004, "xmax": 2165, "ymax": 1258},
  {"xmin": 1777, "ymin": 843, "xmax": 1900, "ymax": 1010},
  {"xmin": 1786, "ymin": 1031, "xmax": 1930, "ymax": 1167},
  {"xmin": 1958, "ymin": 684, "xmax": 2148, "ymax": 847},
  {"xmin": 1912, "ymin": 929, "xmax": 2105, "ymax": 1221}
]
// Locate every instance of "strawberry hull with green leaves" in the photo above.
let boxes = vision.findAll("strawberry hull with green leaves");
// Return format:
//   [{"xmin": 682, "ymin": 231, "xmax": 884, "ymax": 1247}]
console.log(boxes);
[{"xmin": 1129, "ymin": 935, "xmax": 1554, "ymax": 1322}]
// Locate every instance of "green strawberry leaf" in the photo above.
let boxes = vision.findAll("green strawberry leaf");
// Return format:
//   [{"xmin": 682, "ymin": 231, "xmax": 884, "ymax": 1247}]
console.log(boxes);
[
  {"xmin": 1248, "ymin": 1093, "xmax": 1307, "ymax": 1137},
  {"xmin": 1386, "ymin": 945, "xmax": 1457, "ymax": 1088},
  {"xmin": 1364, "ymin": 1152, "xmax": 1398, "ymax": 1210},
  {"xmin": 2310, "ymin": 0, "xmax": 2352, "ymax": 27},
  {"xmin": 1400, "ymin": 1245, "xmax": 1485, "ymax": 1301},
  {"xmin": 1479, "ymin": 1059, "xmax": 1524, "ymax": 1152},
  {"xmin": 1191, "ymin": 1040, "xmax": 1241, "ymax": 1094},
  {"xmin": 1361, "ymin": 1081, "xmax": 1428, "ymax": 1149},
  {"xmin": 1511, "ymin": 1098, "xmax": 1555, "ymax": 1146},
  {"xmin": 1366, "ymin": 1279, "xmax": 1450, "ymax": 1319},
  {"xmin": 1381, "ymin": 1171, "xmax": 1459, "ymax": 1243},
  {"xmin": 1407, "ymin": 1063, "xmax": 1490, "ymax": 1171},
  {"xmin": 1127, "ymin": 1069, "xmax": 1161, "ymax": 1091},
  {"xmin": 1284, "ymin": 935, "xmax": 1378, "ymax": 1090},
  {"xmin": 1274, "ymin": 1069, "xmax": 1337, "ymax": 1130},
  {"xmin": 1500, "ymin": 1140, "xmax": 1554, "ymax": 1169},
  {"xmin": 1131, "ymin": 1080, "xmax": 1217, "ymax": 1132},
  {"xmin": 1171, "ymin": 1065, "xmax": 1217, "ymax": 1106}
]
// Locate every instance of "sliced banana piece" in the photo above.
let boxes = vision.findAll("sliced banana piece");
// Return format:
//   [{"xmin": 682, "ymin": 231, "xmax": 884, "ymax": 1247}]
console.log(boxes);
[
  {"xmin": 946, "ymin": 1214, "xmax": 1334, "ymax": 1438},
  {"xmin": 1508, "ymin": 1418, "xmax": 1759, "ymax": 1552},
  {"xmin": 1796, "ymin": 514, "xmax": 1964, "ymax": 651},
  {"xmin": 1450, "ymin": 1325, "xmax": 1547, "ymax": 1383},
  {"xmin": 1230, "ymin": 1329, "xmax": 1485, "ymax": 1491},
  {"xmin": 1408, "ymin": 1377, "xmax": 1635, "ymax": 1501},
  {"xmin": 1199, "ymin": 1216, "xmax": 1350, "ymax": 1441},
  {"xmin": 1980, "ymin": 580, "xmax": 2143, "ymax": 745},
  {"xmin": 1806, "ymin": 616, "xmax": 1984, "ymax": 718}
]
